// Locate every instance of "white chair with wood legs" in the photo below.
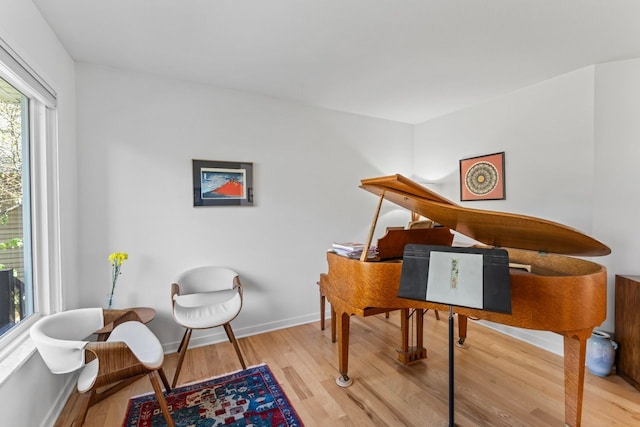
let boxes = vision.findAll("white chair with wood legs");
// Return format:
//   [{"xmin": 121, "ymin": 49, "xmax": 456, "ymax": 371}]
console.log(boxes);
[
  {"xmin": 171, "ymin": 266, "xmax": 246, "ymax": 387},
  {"xmin": 30, "ymin": 308, "xmax": 174, "ymax": 427}
]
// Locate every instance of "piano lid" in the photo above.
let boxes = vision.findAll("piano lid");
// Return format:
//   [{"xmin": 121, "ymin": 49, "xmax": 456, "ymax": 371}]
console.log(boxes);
[{"xmin": 360, "ymin": 174, "xmax": 610, "ymax": 257}]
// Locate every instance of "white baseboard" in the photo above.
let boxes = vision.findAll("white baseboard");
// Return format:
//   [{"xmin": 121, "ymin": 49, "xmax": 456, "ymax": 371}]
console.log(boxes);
[
  {"xmin": 40, "ymin": 375, "xmax": 76, "ymax": 427},
  {"xmin": 475, "ymin": 320, "xmax": 564, "ymax": 356},
  {"xmin": 162, "ymin": 312, "xmax": 321, "ymax": 353}
]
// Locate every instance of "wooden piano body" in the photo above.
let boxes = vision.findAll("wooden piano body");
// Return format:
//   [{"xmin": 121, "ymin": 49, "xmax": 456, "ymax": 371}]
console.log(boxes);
[{"xmin": 319, "ymin": 174, "xmax": 609, "ymax": 427}]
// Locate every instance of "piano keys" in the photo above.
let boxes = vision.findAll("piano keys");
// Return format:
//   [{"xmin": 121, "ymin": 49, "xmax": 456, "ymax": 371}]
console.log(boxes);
[{"xmin": 319, "ymin": 174, "xmax": 609, "ymax": 427}]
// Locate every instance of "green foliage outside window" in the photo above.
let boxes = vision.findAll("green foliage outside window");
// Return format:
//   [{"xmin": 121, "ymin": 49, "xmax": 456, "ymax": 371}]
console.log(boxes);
[{"xmin": 0, "ymin": 77, "xmax": 25, "ymax": 327}]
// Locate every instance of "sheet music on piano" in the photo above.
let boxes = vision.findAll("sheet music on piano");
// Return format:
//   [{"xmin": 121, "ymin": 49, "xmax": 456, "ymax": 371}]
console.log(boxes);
[{"xmin": 329, "ymin": 241, "xmax": 377, "ymax": 259}]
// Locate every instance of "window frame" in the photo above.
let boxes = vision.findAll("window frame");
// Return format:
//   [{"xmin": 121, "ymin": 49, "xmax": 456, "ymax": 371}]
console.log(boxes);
[{"xmin": 0, "ymin": 37, "xmax": 61, "ymax": 375}]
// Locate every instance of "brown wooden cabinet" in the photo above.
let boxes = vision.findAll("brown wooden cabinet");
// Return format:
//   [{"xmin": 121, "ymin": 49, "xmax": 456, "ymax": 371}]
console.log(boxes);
[{"xmin": 615, "ymin": 275, "xmax": 640, "ymax": 390}]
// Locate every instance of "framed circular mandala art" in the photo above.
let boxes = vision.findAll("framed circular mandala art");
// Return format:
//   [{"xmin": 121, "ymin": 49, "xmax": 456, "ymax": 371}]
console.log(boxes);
[{"xmin": 459, "ymin": 152, "xmax": 505, "ymax": 201}]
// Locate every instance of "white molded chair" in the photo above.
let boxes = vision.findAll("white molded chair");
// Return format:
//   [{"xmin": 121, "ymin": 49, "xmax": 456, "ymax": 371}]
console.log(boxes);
[
  {"xmin": 30, "ymin": 308, "xmax": 174, "ymax": 427},
  {"xmin": 171, "ymin": 266, "xmax": 246, "ymax": 387}
]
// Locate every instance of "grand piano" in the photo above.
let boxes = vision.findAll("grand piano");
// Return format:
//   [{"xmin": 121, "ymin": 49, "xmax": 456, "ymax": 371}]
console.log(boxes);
[{"xmin": 319, "ymin": 174, "xmax": 610, "ymax": 427}]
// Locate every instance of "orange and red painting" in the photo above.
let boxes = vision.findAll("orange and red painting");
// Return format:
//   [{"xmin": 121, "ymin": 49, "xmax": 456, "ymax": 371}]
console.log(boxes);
[
  {"xmin": 201, "ymin": 168, "xmax": 246, "ymax": 200},
  {"xmin": 192, "ymin": 159, "xmax": 254, "ymax": 207}
]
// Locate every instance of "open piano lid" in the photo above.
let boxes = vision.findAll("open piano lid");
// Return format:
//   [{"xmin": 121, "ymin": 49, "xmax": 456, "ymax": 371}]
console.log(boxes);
[{"xmin": 361, "ymin": 174, "xmax": 610, "ymax": 257}]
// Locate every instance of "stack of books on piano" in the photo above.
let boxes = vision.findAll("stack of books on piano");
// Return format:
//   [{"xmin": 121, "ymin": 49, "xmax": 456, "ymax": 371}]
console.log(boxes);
[{"xmin": 330, "ymin": 242, "xmax": 378, "ymax": 259}]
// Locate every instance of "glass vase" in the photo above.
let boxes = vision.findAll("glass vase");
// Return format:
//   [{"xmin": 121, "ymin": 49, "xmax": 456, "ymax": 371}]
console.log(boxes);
[{"xmin": 105, "ymin": 292, "xmax": 115, "ymax": 309}]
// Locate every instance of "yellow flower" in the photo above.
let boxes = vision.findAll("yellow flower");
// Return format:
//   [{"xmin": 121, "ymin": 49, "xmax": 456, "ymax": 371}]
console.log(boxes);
[{"xmin": 108, "ymin": 252, "xmax": 128, "ymax": 266}]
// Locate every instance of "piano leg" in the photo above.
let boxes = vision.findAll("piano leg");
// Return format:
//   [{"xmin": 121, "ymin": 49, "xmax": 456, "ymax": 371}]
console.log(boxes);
[
  {"xmin": 456, "ymin": 314, "xmax": 469, "ymax": 348},
  {"xmin": 335, "ymin": 311, "xmax": 353, "ymax": 387},
  {"xmin": 563, "ymin": 330, "xmax": 591, "ymax": 427},
  {"xmin": 320, "ymin": 290, "xmax": 325, "ymax": 331},
  {"xmin": 398, "ymin": 308, "xmax": 427, "ymax": 363},
  {"xmin": 331, "ymin": 307, "xmax": 336, "ymax": 343}
]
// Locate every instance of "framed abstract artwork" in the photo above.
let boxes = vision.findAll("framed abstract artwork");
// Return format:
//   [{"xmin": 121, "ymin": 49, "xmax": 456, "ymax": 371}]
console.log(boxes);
[
  {"xmin": 192, "ymin": 159, "xmax": 254, "ymax": 207},
  {"xmin": 459, "ymin": 152, "xmax": 505, "ymax": 201}
]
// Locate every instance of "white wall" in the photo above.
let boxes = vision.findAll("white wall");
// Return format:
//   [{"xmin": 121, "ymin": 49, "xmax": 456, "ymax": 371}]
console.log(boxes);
[
  {"xmin": 0, "ymin": 0, "xmax": 78, "ymax": 426},
  {"xmin": 414, "ymin": 67, "xmax": 602, "ymax": 354},
  {"xmin": 74, "ymin": 63, "xmax": 414, "ymax": 349},
  {"xmin": 415, "ymin": 67, "xmax": 596, "ymax": 230},
  {"xmin": 593, "ymin": 58, "xmax": 640, "ymax": 331}
]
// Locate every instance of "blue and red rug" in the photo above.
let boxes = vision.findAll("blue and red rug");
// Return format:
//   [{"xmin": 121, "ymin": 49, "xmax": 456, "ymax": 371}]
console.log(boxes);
[{"xmin": 123, "ymin": 364, "xmax": 304, "ymax": 426}]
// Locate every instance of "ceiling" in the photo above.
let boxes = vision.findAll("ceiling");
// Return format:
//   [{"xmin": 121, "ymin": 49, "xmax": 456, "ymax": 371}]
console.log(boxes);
[{"xmin": 33, "ymin": 0, "xmax": 640, "ymax": 124}]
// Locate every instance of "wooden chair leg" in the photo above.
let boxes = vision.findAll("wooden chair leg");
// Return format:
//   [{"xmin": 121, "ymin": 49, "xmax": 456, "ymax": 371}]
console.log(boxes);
[
  {"xmin": 176, "ymin": 327, "xmax": 191, "ymax": 353},
  {"xmin": 223, "ymin": 323, "xmax": 246, "ymax": 369},
  {"xmin": 75, "ymin": 389, "xmax": 94, "ymax": 427},
  {"xmin": 149, "ymin": 371, "xmax": 174, "ymax": 427},
  {"xmin": 172, "ymin": 329, "xmax": 192, "ymax": 388},
  {"xmin": 158, "ymin": 367, "xmax": 171, "ymax": 393}
]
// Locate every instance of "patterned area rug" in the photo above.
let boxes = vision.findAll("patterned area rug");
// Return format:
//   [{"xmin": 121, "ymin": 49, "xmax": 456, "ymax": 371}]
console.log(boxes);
[{"xmin": 123, "ymin": 364, "xmax": 304, "ymax": 426}]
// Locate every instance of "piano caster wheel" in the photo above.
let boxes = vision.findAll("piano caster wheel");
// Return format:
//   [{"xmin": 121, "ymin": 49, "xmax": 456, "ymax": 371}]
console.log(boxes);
[
  {"xmin": 456, "ymin": 338, "xmax": 469, "ymax": 349},
  {"xmin": 336, "ymin": 375, "xmax": 353, "ymax": 388}
]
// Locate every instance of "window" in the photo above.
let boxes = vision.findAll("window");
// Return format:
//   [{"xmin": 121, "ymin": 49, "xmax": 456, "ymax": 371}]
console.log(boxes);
[
  {"xmin": 0, "ymin": 37, "xmax": 59, "ymax": 356},
  {"xmin": 0, "ymin": 77, "xmax": 32, "ymax": 337}
]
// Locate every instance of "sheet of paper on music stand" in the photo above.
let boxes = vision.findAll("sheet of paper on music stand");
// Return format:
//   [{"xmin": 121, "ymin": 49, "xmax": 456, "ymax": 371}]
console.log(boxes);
[
  {"xmin": 398, "ymin": 244, "xmax": 511, "ymax": 314},
  {"xmin": 426, "ymin": 251, "xmax": 484, "ymax": 309}
]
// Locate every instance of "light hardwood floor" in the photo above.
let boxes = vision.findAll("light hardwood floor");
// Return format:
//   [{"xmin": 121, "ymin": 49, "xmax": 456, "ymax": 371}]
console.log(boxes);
[{"xmin": 56, "ymin": 311, "xmax": 640, "ymax": 426}]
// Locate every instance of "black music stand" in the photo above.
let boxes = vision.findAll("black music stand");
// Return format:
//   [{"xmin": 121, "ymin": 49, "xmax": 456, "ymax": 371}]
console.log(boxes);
[{"xmin": 398, "ymin": 244, "xmax": 512, "ymax": 427}]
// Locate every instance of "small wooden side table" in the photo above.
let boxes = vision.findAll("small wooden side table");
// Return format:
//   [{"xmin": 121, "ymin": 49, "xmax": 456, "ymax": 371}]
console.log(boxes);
[{"xmin": 96, "ymin": 307, "xmax": 156, "ymax": 341}]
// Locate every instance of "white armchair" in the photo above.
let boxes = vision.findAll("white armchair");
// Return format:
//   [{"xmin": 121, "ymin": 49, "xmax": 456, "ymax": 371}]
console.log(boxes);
[
  {"xmin": 171, "ymin": 266, "xmax": 246, "ymax": 387},
  {"xmin": 30, "ymin": 308, "xmax": 174, "ymax": 426}
]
